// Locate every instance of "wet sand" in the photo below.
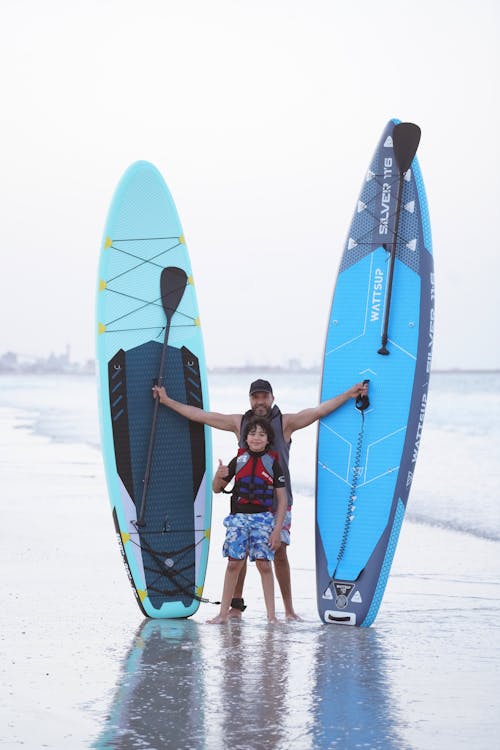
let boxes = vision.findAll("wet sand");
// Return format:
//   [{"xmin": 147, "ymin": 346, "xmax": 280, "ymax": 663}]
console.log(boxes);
[{"xmin": 1, "ymin": 408, "xmax": 499, "ymax": 749}]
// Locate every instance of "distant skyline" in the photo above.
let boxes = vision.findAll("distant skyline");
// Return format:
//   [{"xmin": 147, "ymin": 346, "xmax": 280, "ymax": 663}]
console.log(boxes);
[
  {"xmin": 1, "ymin": 345, "xmax": 498, "ymax": 377},
  {"xmin": 1, "ymin": 1, "xmax": 499, "ymax": 371}
]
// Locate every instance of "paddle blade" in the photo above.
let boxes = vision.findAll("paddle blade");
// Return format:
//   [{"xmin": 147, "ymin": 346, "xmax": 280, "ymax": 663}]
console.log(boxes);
[
  {"xmin": 160, "ymin": 266, "xmax": 188, "ymax": 322},
  {"xmin": 393, "ymin": 122, "xmax": 421, "ymax": 174}
]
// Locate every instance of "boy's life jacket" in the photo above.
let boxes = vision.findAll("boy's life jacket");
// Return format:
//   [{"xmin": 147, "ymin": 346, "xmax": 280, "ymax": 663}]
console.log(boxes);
[
  {"xmin": 226, "ymin": 447, "xmax": 284, "ymax": 515},
  {"xmin": 240, "ymin": 405, "xmax": 293, "ymax": 506}
]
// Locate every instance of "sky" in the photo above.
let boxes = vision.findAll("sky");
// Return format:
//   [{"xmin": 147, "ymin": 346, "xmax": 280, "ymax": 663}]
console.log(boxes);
[{"xmin": 1, "ymin": 0, "xmax": 499, "ymax": 371}]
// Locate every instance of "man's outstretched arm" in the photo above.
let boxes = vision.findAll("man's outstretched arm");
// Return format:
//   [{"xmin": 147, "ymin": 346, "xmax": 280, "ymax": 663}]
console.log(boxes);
[
  {"xmin": 153, "ymin": 385, "xmax": 241, "ymax": 434},
  {"xmin": 282, "ymin": 382, "xmax": 368, "ymax": 439}
]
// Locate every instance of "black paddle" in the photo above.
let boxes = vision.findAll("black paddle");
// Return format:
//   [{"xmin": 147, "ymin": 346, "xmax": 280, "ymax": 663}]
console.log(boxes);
[
  {"xmin": 378, "ymin": 122, "xmax": 421, "ymax": 355},
  {"xmin": 136, "ymin": 266, "xmax": 188, "ymax": 526}
]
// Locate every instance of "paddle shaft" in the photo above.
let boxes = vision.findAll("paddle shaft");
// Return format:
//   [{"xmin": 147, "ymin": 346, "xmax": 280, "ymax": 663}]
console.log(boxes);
[
  {"xmin": 378, "ymin": 123, "xmax": 421, "ymax": 355},
  {"xmin": 137, "ymin": 321, "xmax": 172, "ymax": 525},
  {"xmin": 378, "ymin": 176, "xmax": 405, "ymax": 354},
  {"xmin": 137, "ymin": 267, "xmax": 187, "ymax": 526}
]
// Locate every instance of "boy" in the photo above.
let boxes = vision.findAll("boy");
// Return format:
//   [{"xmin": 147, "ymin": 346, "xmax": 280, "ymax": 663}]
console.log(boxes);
[{"xmin": 208, "ymin": 417, "xmax": 287, "ymax": 624}]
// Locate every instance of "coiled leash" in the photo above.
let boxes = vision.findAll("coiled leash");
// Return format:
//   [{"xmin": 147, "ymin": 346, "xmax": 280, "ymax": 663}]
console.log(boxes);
[{"xmin": 328, "ymin": 379, "xmax": 370, "ymax": 586}]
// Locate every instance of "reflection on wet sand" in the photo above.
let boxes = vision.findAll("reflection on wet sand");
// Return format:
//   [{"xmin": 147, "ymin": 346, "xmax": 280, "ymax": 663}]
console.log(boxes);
[
  {"xmin": 202, "ymin": 622, "xmax": 289, "ymax": 750},
  {"xmin": 93, "ymin": 618, "xmax": 406, "ymax": 749},
  {"xmin": 311, "ymin": 626, "xmax": 408, "ymax": 749},
  {"xmin": 92, "ymin": 619, "xmax": 205, "ymax": 749}
]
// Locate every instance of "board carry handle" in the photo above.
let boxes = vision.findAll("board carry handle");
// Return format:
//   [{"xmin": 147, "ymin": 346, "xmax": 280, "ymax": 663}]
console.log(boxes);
[
  {"xmin": 378, "ymin": 122, "xmax": 421, "ymax": 356},
  {"xmin": 136, "ymin": 266, "xmax": 188, "ymax": 527}
]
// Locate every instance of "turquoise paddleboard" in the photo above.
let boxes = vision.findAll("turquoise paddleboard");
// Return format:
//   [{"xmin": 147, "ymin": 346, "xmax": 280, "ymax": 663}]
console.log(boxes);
[
  {"xmin": 316, "ymin": 120, "xmax": 434, "ymax": 626},
  {"xmin": 96, "ymin": 161, "xmax": 212, "ymax": 618}
]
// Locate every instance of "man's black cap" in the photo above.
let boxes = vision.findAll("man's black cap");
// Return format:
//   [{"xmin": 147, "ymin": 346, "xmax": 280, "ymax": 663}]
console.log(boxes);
[{"xmin": 249, "ymin": 379, "xmax": 273, "ymax": 396}]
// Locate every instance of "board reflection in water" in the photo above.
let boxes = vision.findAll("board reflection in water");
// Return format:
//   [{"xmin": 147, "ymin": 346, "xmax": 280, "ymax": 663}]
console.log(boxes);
[
  {"xmin": 92, "ymin": 620, "xmax": 204, "ymax": 749},
  {"xmin": 311, "ymin": 627, "xmax": 407, "ymax": 749},
  {"xmin": 92, "ymin": 619, "xmax": 407, "ymax": 749}
]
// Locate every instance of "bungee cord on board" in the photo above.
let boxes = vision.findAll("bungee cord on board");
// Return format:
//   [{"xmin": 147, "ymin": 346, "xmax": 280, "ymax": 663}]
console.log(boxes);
[
  {"xmin": 101, "ymin": 241, "xmax": 197, "ymax": 333},
  {"xmin": 129, "ymin": 528, "xmax": 220, "ymax": 606},
  {"xmin": 105, "ymin": 235, "xmax": 185, "ymax": 281}
]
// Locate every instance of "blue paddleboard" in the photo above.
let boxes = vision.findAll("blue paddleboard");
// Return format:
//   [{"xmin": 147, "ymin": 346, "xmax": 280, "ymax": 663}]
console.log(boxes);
[
  {"xmin": 316, "ymin": 120, "xmax": 434, "ymax": 626},
  {"xmin": 96, "ymin": 161, "xmax": 212, "ymax": 618}
]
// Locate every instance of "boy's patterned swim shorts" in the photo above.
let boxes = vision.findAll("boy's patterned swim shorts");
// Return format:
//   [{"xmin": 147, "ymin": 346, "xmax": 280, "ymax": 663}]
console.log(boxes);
[{"xmin": 222, "ymin": 512, "xmax": 275, "ymax": 561}]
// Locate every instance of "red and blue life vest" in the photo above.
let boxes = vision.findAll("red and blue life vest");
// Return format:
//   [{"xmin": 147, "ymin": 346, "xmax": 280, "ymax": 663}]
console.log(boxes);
[
  {"xmin": 230, "ymin": 447, "xmax": 279, "ymax": 513},
  {"xmin": 240, "ymin": 405, "xmax": 293, "ymax": 506}
]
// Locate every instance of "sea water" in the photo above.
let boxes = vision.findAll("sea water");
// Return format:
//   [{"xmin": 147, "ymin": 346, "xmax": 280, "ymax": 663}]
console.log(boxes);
[
  {"xmin": 1, "ymin": 371, "xmax": 499, "ymax": 749},
  {"xmin": 2, "ymin": 370, "xmax": 498, "ymax": 538}
]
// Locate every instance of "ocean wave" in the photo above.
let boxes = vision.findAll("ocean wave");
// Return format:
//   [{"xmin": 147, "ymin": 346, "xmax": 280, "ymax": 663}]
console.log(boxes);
[
  {"xmin": 2, "ymin": 371, "xmax": 498, "ymax": 546},
  {"xmin": 33, "ymin": 412, "xmax": 101, "ymax": 451},
  {"xmin": 293, "ymin": 483, "xmax": 499, "ymax": 543},
  {"xmin": 406, "ymin": 511, "xmax": 500, "ymax": 543}
]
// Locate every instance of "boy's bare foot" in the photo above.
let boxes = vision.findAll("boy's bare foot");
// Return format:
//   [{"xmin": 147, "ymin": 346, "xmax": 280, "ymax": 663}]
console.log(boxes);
[
  {"xmin": 207, "ymin": 614, "xmax": 229, "ymax": 624},
  {"xmin": 267, "ymin": 616, "xmax": 279, "ymax": 624},
  {"xmin": 285, "ymin": 612, "xmax": 303, "ymax": 621},
  {"xmin": 227, "ymin": 607, "xmax": 243, "ymax": 619}
]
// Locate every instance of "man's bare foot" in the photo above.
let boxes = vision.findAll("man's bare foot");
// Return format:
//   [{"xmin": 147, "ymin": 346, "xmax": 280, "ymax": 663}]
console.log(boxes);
[
  {"xmin": 285, "ymin": 612, "xmax": 303, "ymax": 621},
  {"xmin": 227, "ymin": 607, "xmax": 243, "ymax": 619},
  {"xmin": 267, "ymin": 616, "xmax": 279, "ymax": 624},
  {"xmin": 207, "ymin": 614, "xmax": 229, "ymax": 624}
]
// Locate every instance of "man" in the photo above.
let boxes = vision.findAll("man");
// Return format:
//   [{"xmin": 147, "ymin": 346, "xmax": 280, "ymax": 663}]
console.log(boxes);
[{"xmin": 152, "ymin": 377, "xmax": 367, "ymax": 620}]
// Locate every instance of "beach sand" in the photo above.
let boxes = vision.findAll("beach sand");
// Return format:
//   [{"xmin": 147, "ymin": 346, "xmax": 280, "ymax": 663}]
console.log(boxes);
[{"xmin": 1, "ymin": 407, "xmax": 499, "ymax": 749}]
